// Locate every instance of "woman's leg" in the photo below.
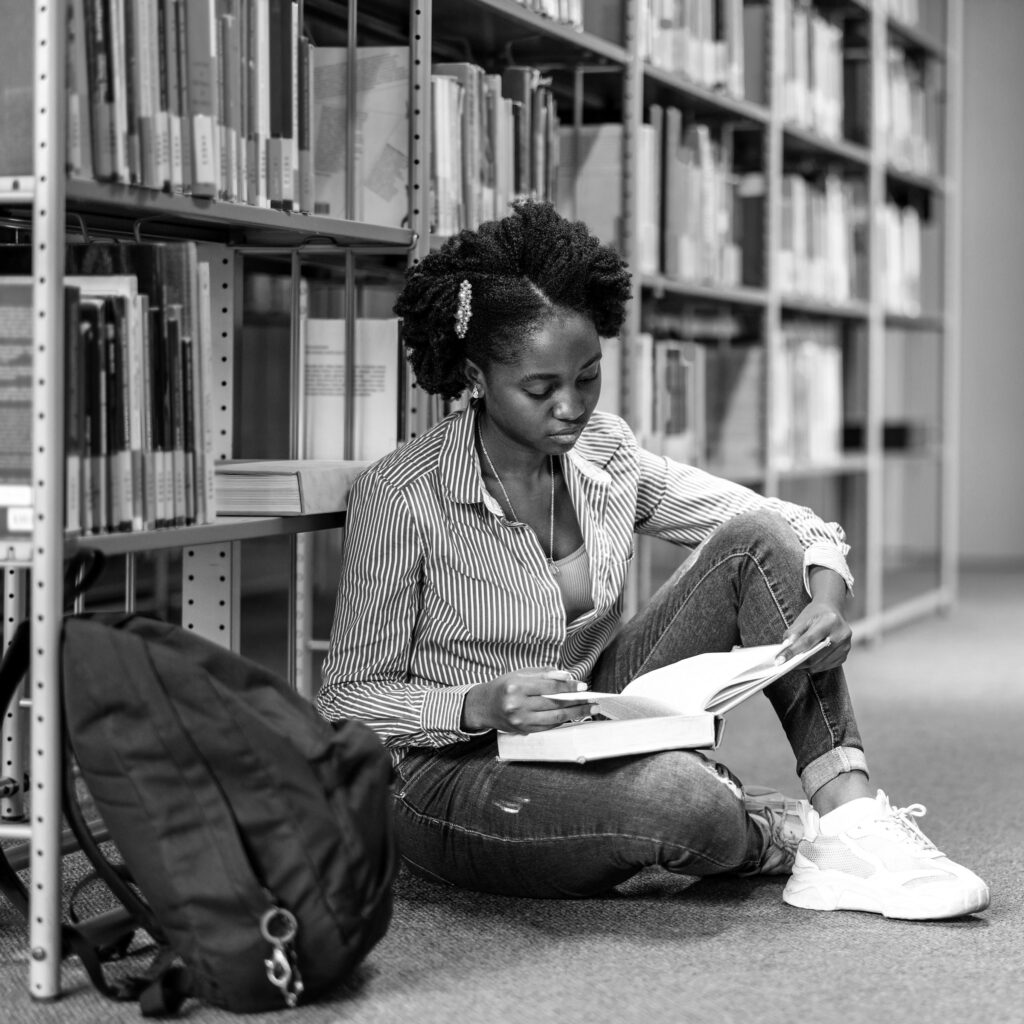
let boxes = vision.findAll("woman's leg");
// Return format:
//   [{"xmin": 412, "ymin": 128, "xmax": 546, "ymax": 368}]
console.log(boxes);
[
  {"xmin": 393, "ymin": 737, "xmax": 766, "ymax": 898},
  {"xmin": 590, "ymin": 510, "xmax": 868, "ymax": 801}
]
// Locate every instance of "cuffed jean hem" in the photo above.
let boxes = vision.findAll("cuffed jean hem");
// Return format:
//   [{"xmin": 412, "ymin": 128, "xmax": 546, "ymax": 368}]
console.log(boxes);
[{"xmin": 799, "ymin": 744, "xmax": 870, "ymax": 800}]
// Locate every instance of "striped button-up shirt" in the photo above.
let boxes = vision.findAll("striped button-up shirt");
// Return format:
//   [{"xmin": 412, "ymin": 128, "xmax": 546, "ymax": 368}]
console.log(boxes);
[{"xmin": 315, "ymin": 406, "xmax": 852, "ymax": 763}]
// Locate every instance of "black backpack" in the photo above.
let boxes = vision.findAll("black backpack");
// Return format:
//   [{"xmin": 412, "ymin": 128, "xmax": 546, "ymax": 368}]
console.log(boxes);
[{"xmin": 0, "ymin": 567, "xmax": 397, "ymax": 1015}]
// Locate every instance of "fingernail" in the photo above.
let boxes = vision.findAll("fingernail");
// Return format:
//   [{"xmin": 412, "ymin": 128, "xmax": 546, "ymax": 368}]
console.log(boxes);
[{"xmin": 576, "ymin": 682, "xmax": 588, "ymax": 691}]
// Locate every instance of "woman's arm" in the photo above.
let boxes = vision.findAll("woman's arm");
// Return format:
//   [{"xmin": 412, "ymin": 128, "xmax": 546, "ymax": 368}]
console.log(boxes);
[
  {"xmin": 634, "ymin": 446, "xmax": 854, "ymax": 595},
  {"xmin": 315, "ymin": 472, "xmax": 478, "ymax": 748}
]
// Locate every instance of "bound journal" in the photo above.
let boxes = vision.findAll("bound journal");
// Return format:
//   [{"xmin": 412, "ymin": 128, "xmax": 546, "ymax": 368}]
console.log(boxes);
[{"xmin": 496, "ymin": 638, "xmax": 831, "ymax": 764}]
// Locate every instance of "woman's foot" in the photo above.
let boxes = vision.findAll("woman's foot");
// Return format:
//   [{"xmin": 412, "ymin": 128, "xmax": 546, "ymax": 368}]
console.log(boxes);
[
  {"xmin": 739, "ymin": 786, "xmax": 812, "ymax": 876},
  {"xmin": 782, "ymin": 790, "xmax": 990, "ymax": 919}
]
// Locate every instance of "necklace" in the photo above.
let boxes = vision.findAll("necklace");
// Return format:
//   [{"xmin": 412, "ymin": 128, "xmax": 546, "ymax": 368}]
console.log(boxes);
[{"xmin": 478, "ymin": 429, "xmax": 559, "ymax": 575}]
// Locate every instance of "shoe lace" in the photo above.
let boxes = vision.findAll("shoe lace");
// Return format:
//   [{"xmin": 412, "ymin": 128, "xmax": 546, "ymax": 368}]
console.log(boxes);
[{"xmin": 885, "ymin": 801, "xmax": 938, "ymax": 853}]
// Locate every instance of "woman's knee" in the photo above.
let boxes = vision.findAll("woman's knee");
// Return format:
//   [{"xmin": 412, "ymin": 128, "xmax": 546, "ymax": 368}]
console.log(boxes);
[{"xmin": 712, "ymin": 510, "xmax": 801, "ymax": 556}]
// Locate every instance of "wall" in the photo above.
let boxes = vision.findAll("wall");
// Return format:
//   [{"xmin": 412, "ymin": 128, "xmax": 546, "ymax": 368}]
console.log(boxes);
[{"xmin": 959, "ymin": 0, "xmax": 1024, "ymax": 563}]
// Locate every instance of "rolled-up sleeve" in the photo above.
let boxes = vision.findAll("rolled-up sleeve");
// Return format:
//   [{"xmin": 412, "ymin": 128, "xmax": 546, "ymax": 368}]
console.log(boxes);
[
  {"xmin": 315, "ymin": 471, "xmax": 480, "ymax": 749},
  {"xmin": 634, "ymin": 447, "xmax": 854, "ymax": 595}
]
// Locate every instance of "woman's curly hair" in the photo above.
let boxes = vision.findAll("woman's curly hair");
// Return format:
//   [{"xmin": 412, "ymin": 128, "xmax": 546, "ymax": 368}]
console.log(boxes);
[{"xmin": 394, "ymin": 200, "xmax": 632, "ymax": 400}]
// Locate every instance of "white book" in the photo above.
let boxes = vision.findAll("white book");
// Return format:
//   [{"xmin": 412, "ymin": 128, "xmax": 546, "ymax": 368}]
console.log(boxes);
[
  {"xmin": 498, "ymin": 640, "xmax": 831, "ymax": 763},
  {"xmin": 303, "ymin": 317, "xmax": 400, "ymax": 462}
]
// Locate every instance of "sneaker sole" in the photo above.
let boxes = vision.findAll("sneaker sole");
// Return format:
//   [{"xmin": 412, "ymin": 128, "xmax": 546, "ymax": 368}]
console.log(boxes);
[{"xmin": 782, "ymin": 867, "xmax": 990, "ymax": 920}]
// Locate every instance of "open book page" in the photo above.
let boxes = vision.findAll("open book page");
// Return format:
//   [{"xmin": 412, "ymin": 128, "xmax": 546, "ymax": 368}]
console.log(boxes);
[{"xmin": 546, "ymin": 639, "xmax": 830, "ymax": 720}]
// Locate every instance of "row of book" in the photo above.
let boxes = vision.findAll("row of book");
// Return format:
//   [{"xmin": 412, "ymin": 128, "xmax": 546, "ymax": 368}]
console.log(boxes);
[
  {"xmin": 770, "ymin": 323, "xmax": 846, "ymax": 468},
  {"xmin": 512, "ymin": 0, "xmax": 585, "ymax": 31},
  {"xmin": 778, "ymin": 172, "xmax": 869, "ymax": 304},
  {"xmin": 882, "ymin": 46, "xmax": 937, "ymax": 177},
  {"xmin": 882, "ymin": 201, "xmax": 924, "ymax": 318},
  {"xmin": 638, "ymin": 0, "xmax": 748, "ymax": 101},
  {"xmin": 601, "ymin": 320, "xmax": 850, "ymax": 475},
  {"xmin": 64, "ymin": 1, "xmax": 413, "ymax": 223},
  {"xmin": 630, "ymin": 320, "xmax": 766, "ymax": 474},
  {"xmin": 431, "ymin": 63, "xmax": 558, "ymax": 236},
  {"xmin": 780, "ymin": 0, "xmax": 847, "ymax": 141},
  {"xmin": 0, "ymin": 241, "xmax": 218, "ymax": 540},
  {"xmin": 558, "ymin": 115, "xmax": 753, "ymax": 289}
]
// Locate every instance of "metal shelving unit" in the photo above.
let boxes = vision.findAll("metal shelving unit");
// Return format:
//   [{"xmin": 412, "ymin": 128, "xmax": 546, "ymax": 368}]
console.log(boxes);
[
  {"xmin": 0, "ymin": 0, "xmax": 423, "ymax": 999},
  {"xmin": 0, "ymin": 0, "xmax": 962, "ymax": 999}
]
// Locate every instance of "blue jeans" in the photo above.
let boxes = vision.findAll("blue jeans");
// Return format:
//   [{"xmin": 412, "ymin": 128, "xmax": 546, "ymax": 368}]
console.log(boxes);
[{"xmin": 393, "ymin": 511, "xmax": 868, "ymax": 897}]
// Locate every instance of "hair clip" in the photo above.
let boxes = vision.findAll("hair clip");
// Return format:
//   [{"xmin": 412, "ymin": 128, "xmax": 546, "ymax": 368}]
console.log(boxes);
[{"xmin": 454, "ymin": 279, "xmax": 472, "ymax": 339}]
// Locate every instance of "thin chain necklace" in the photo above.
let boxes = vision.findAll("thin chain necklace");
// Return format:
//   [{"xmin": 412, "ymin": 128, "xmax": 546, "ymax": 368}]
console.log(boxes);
[{"xmin": 478, "ymin": 428, "xmax": 559, "ymax": 575}]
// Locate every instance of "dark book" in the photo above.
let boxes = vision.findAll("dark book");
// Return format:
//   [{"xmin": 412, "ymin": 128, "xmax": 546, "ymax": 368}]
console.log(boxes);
[
  {"xmin": 268, "ymin": 0, "xmax": 294, "ymax": 209},
  {"xmin": 80, "ymin": 297, "xmax": 109, "ymax": 534},
  {"xmin": 64, "ymin": 286, "xmax": 85, "ymax": 536}
]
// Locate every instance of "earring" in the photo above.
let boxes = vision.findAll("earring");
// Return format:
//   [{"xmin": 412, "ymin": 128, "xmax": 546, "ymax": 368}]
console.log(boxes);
[{"xmin": 470, "ymin": 384, "xmax": 480, "ymax": 401}]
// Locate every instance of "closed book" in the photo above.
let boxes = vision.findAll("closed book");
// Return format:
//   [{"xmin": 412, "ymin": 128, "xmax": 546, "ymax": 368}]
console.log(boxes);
[
  {"xmin": 213, "ymin": 459, "xmax": 370, "ymax": 516},
  {"xmin": 497, "ymin": 639, "xmax": 829, "ymax": 763}
]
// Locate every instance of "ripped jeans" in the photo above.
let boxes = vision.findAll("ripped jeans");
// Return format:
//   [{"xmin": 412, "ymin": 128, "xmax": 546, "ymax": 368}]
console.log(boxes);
[{"xmin": 393, "ymin": 511, "xmax": 868, "ymax": 897}]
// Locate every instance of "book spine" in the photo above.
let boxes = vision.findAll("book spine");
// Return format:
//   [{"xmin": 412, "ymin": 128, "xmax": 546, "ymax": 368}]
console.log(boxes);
[
  {"xmin": 120, "ymin": 0, "xmax": 143, "ymax": 184},
  {"xmin": 82, "ymin": 0, "xmax": 115, "ymax": 180},
  {"xmin": 127, "ymin": 289, "xmax": 146, "ymax": 530},
  {"xmin": 161, "ymin": 0, "xmax": 184, "ymax": 191},
  {"xmin": 267, "ymin": 0, "xmax": 293, "ymax": 209},
  {"xmin": 105, "ymin": 296, "xmax": 132, "ymax": 531},
  {"xmin": 63, "ymin": 286, "xmax": 84, "ymax": 536},
  {"xmin": 165, "ymin": 307, "xmax": 186, "ymax": 527},
  {"xmin": 174, "ymin": 0, "xmax": 193, "ymax": 194},
  {"xmin": 66, "ymin": 0, "xmax": 94, "ymax": 180},
  {"xmin": 254, "ymin": 0, "xmax": 271, "ymax": 208},
  {"xmin": 297, "ymin": 35, "xmax": 313, "ymax": 213},
  {"xmin": 186, "ymin": 0, "xmax": 219, "ymax": 198},
  {"xmin": 106, "ymin": 0, "xmax": 131, "ymax": 181},
  {"xmin": 151, "ymin": 0, "xmax": 171, "ymax": 190}
]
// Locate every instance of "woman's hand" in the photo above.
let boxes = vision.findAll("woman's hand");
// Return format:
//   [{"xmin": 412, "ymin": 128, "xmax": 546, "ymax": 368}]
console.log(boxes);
[
  {"xmin": 461, "ymin": 668, "xmax": 597, "ymax": 735},
  {"xmin": 776, "ymin": 566, "xmax": 853, "ymax": 672}
]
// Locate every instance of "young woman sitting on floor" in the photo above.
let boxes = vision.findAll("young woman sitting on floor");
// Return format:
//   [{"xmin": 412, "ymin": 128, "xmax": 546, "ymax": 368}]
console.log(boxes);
[{"xmin": 316, "ymin": 200, "xmax": 988, "ymax": 921}]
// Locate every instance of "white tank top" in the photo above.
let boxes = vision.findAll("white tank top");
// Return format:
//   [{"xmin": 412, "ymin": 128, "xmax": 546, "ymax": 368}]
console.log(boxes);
[{"xmin": 551, "ymin": 544, "xmax": 593, "ymax": 623}]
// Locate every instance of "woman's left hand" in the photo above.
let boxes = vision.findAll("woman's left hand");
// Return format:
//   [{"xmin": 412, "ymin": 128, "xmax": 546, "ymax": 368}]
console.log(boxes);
[{"xmin": 777, "ymin": 567, "xmax": 853, "ymax": 672}]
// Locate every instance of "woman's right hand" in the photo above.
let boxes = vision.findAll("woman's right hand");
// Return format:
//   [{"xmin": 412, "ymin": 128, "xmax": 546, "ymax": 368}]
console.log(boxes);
[{"xmin": 461, "ymin": 668, "xmax": 598, "ymax": 735}]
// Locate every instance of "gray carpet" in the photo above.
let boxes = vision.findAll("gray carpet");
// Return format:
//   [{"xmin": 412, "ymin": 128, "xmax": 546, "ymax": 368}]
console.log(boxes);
[{"xmin": 2, "ymin": 567, "xmax": 1022, "ymax": 1024}]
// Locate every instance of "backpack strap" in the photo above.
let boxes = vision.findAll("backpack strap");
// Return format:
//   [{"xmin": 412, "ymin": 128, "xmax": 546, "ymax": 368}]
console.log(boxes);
[{"xmin": 0, "ymin": 562, "xmax": 191, "ymax": 1017}]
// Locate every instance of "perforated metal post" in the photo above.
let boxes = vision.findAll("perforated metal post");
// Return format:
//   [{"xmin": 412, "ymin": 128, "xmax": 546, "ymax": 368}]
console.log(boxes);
[
  {"xmin": 28, "ymin": 0, "xmax": 68, "ymax": 997},
  {"xmin": 181, "ymin": 245, "xmax": 240, "ymax": 647}
]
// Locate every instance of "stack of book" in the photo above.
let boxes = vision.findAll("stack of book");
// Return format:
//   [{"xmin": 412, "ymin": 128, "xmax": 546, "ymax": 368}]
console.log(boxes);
[{"xmin": 0, "ymin": 240, "xmax": 218, "ymax": 539}]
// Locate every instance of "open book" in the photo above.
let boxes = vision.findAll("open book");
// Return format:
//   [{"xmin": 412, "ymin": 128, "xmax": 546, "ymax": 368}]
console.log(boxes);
[{"xmin": 496, "ymin": 638, "xmax": 831, "ymax": 764}]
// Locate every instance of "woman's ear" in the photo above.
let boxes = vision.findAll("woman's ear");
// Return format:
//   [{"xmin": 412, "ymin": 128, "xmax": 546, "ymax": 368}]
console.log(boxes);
[{"xmin": 463, "ymin": 359, "xmax": 484, "ymax": 400}]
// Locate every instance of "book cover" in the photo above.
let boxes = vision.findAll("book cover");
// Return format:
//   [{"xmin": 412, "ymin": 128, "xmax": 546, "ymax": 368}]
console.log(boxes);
[
  {"xmin": 311, "ymin": 46, "xmax": 410, "ymax": 226},
  {"xmin": 303, "ymin": 317, "xmax": 401, "ymax": 462},
  {"xmin": 0, "ymin": 279, "xmax": 35, "ymax": 557},
  {"xmin": 497, "ymin": 639, "xmax": 829, "ymax": 763},
  {"xmin": 0, "ymin": 5, "xmax": 34, "ymax": 189},
  {"xmin": 213, "ymin": 459, "xmax": 370, "ymax": 516}
]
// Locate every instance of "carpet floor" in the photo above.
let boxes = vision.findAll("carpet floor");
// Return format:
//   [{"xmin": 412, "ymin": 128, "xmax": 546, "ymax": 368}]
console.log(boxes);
[{"xmin": 2, "ymin": 567, "xmax": 1021, "ymax": 1024}]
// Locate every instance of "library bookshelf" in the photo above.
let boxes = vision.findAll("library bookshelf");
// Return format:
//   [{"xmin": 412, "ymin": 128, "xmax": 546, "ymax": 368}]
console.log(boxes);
[{"xmin": 0, "ymin": 0, "xmax": 962, "ymax": 1001}]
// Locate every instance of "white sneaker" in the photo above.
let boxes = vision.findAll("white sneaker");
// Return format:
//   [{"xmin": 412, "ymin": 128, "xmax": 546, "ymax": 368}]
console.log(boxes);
[{"xmin": 782, "ymin": 790, "xmax": 990, "ymax": 920}]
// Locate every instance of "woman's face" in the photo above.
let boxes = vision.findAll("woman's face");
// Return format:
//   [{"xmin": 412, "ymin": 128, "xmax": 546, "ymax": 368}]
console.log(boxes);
[{"xmin": 478, "ymin": 310, "xmax": 603, "ymax": 457}]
